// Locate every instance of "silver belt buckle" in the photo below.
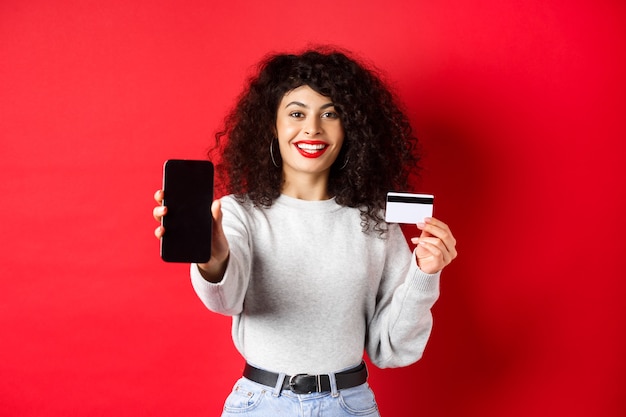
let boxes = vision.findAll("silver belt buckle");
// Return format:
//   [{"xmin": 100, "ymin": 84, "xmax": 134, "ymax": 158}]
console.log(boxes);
[{"xmin": 288, "ymin": 373, "xmax": 321, "ymax": 394}]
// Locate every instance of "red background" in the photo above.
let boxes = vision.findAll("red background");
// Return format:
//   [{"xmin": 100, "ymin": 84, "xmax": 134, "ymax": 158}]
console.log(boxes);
[{"xmin": 1, "ymin": 1, "xmax": 625, "ymax": 416}]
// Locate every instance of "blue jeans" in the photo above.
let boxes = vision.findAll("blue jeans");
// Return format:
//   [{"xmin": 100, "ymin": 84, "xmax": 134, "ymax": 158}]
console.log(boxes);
[{"xmin": 221, "ymin": 375, "xmax": 381, "ymax": 417}]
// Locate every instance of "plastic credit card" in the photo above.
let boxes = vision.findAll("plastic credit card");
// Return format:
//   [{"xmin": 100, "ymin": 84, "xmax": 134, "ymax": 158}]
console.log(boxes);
[{"xmin": 385, "ymin": 192, "xmax": 434, "ymax": 224}]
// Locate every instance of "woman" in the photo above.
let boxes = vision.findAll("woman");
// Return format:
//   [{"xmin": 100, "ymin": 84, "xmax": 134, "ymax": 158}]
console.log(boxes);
[{"xmin": 153, "ymin": 47, "xmax": 457, "ymax": 416}]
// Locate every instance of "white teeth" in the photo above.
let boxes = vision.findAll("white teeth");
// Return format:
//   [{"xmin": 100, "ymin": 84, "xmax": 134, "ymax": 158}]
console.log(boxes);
[{"xmin": 297, "ymin": 143, "xmax": 326, "ymax": 150}]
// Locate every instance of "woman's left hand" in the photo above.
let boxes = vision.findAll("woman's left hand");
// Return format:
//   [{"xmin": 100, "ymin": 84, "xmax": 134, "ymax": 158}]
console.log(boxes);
[{"xmin": 410, "ymin": 217, "xmax": 457, "ymax": 274}]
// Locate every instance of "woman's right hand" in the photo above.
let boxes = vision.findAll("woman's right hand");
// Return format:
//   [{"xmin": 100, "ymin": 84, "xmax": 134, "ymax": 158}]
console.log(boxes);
[
  {"xmin": 152, "ymin": 189, "xmax": 168, "ymax": 240},
  {"xmin": 153, "ymin": 190, "xmax": 230, "ymax": 283}
]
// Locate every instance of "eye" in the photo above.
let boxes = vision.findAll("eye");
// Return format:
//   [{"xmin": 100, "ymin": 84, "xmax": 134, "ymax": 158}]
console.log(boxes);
[
  {"xmin": 322, "ymin": 111, "xmax": 339, "ymax": 119},
  {"xmin": 289, "ymin": 111, "xmax": 305, "ymax": 118}
]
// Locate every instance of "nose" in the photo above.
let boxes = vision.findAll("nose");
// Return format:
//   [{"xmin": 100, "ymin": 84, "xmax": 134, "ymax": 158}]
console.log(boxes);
[{"xmin": 304, "ymin": 118, "xmax": 321, "ymax": 136}]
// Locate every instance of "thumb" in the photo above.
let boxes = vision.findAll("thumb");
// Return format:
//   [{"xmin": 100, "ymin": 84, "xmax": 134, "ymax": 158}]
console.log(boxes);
[
  {"xmin": 210, "ymin": 198, "xmax": 230, "ymax": 260},
  {"xmin": 211, "ymin": 199, "xmax": 223, "ymax": 227}
]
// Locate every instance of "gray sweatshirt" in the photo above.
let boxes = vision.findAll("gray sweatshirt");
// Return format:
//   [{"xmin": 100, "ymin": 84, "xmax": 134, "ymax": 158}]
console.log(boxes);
[{"xmin": 190, "ymin": 194, "xmax": 440, "ymax": 375}]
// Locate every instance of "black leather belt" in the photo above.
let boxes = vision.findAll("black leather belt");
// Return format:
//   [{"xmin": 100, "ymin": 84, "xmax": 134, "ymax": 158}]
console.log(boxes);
[{"xmin": 243, "ymin": 362, "xmax": 368, "ymax": 395}]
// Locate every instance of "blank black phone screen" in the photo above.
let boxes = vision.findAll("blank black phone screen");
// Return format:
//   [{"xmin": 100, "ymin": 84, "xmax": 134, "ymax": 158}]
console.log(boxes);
[{"xmin": 161, "ymin": 159, "xmax": 214, "ymax": 263}]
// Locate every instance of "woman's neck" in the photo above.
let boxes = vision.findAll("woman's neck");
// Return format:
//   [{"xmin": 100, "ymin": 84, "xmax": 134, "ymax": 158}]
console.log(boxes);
[{"xmin": 281, "ymin": 172, "xmax": 331, "ymax": 201}]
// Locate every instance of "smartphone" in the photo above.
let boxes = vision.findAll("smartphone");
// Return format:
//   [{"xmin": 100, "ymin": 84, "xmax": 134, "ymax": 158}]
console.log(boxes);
[
  {"xmin": 385, "ymin": 192, "xmax": 434, "ymax": 224},
  {"xmin": 161, "ymin": 159, "xmax": 214, "ymax": 263}
]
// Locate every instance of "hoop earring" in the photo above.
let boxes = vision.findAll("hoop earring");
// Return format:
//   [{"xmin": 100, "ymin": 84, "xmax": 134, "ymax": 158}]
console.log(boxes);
[{"xmin": 269, "ymin": 138, "xmax": 280, "ymax": 168}]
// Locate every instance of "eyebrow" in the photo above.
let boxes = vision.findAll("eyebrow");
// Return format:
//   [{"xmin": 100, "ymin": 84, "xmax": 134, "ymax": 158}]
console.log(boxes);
[{"xmin": 284, "ymin": 101, "xmax": 336, "ymax": 110}]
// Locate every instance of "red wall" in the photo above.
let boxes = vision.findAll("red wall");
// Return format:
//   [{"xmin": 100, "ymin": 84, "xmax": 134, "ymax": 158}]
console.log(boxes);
[{"xmin": 1, "ymin": 1, "xmax": 625, "ymax": 416}]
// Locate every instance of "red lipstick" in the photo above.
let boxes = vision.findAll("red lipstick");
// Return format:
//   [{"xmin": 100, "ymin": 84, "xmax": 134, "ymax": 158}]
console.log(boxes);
[{"xmin": 294, "ymin": 141, "xmax": 329, "ymax": 158}]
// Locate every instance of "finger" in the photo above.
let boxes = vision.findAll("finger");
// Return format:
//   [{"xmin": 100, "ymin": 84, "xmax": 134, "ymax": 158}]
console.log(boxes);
[
  {"xmin": 417, "ymin": 217, "xmax": 449, "ymax": 235},
  {"xmin": 210, "ymin": 199, "xmax": 228, "ymax": 246},
  {"xmin": 416, "ymin": 238, "xmax": 452, "ymax": 265},
  {"xmin": 211, "ymin": 199, "xmax": 222, "ymax": 223},
  {"xmin": 208, "ymin": 199, "xmax": 230, "ymax": 264},
  {"xmin": 417, "ymin": 217, "xmax": 457, "ymax": 255},
  {"xmin": 424, "ymin": 216, "xmax": 448, "ymax": 229},
  {"xmin": 154, "ymin": 189, "xmax": 164, "ymax": 204},
  {"xmin": 211, "ymin": 199, "xmax": 225, "ymax": 241},
  {"xmin": 415, "ymin": 230, "xmax": 458, "ymax": 264},
  {"xmin": 154, "ymin": 225, "xmax": 165, "ymax": 239},
  {"xmin": 415, "ymin": 235, "xmax": 458, "ymax": 263},
  {"xmin": 153, "ymin": 205, "xmax": 167, "ymax": 221},
  {"xmin": 211, "ymin": 200, "xmax": 227, "ymax": 246}
]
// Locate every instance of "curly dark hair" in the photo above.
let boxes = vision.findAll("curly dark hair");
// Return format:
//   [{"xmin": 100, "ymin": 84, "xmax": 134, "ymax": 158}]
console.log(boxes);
[{"xmin": 209, "ymin": 46, "xmax": 421, "ymax": 234}]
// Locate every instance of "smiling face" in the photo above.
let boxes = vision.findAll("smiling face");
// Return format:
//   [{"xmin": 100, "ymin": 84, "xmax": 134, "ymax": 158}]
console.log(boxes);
[{"xmin": 275, "ymin": 85, "xmax": 345, "ymax": 183}]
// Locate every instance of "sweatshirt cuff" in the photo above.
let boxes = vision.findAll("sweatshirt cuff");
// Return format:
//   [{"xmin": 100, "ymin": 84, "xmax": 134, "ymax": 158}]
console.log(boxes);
[
  {"xmin": 412, "ymin": 268, "xmax": 440, "ymax": 292},
  {"xmin": 190, "ymin": 263, "xmax": 224, "ymax": 292}
]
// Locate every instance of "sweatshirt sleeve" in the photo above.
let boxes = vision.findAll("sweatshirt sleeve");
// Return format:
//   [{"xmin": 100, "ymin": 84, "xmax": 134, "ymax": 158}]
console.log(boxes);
[
  {"xmin": 365, "ymin": 226, "xmax": 441, "ymax": 368},
  {"xmin": 189, "ymin": 196, "xmax": 252, "ymax": 316}
]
